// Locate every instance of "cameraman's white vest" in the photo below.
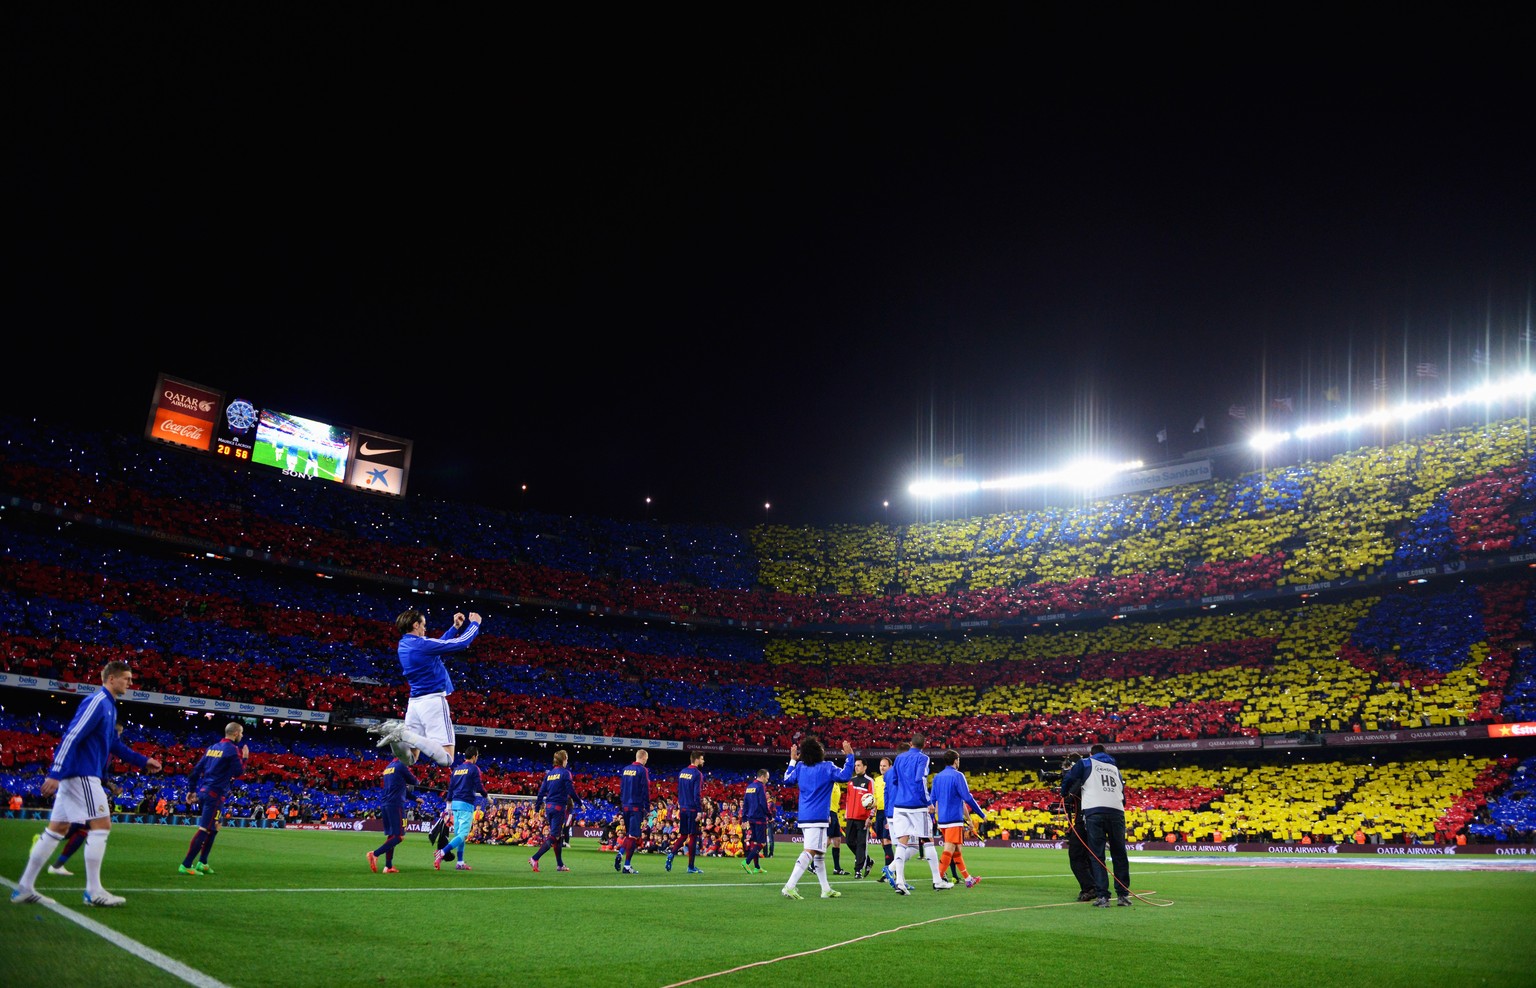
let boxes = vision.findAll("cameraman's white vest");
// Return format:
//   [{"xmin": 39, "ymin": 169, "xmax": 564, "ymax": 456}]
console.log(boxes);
[{"xmin": 1079, "ymin": 758, "xmax": 1124, "ymax": 812}]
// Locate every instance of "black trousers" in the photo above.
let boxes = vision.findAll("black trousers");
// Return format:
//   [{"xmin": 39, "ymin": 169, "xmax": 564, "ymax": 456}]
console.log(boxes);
[
  {"xmin": 1067, "ymin": 813, "xmax": 1095, "ymax": 893},
  {"xmin": 844, "ymin": 817, "xmax": 869, "ymax": 871},
  {"xmin": 1084, "ymin": 810, "xmax": 1130, "ymax": 899}
]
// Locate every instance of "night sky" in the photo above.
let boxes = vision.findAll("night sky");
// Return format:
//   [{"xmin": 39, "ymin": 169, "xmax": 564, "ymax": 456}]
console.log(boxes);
[{"xmin": 11, "ymin": 9, "xmax": 1535, "ymax": 528}]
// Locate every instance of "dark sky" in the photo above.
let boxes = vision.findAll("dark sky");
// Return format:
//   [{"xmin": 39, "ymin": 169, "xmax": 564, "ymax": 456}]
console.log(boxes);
[{"xmin": 11, "ymin": 9, "xmax": 1535, "ymax": 527}]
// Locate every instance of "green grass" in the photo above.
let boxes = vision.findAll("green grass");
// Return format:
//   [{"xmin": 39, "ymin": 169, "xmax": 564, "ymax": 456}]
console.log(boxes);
[{"xmin": 2, "ymin": 820, "xmax": 1533, "ymax": 987}]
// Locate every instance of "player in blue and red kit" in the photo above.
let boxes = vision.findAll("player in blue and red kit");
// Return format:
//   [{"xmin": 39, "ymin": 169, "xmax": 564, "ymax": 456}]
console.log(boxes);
[
  {"xmin": 616, "ymin": 748, "xmax": 651, "ymax": 874},
  {"xmin": 368, "ymin": 755, "xmax": 418, "ymax": 874},
  {"xmin": 666, "ymin": 751, "xmax": 707, "ymax": 874},
  {"xmin": 435, "ymin": 747, "xmax": 490, "ymax": 872},
  {"xmin": 740, "ymin": 768, "xmax": 771, "ymax": 874},
  {"xmin": 530, "ymin": 749, "xmax": 577, "ymax": 873},
  {"xmin": 179, "ymin": 722, "xmax": 248, "ymax": 876},
  {"xmin": 780, "ymin": 736, "xmax": 856, "ymax": 900}
]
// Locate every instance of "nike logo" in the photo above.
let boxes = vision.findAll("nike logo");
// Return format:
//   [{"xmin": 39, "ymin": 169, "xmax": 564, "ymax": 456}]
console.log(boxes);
[{"xmin": 359, "ymin": 442, "xmax": 403, "ymax": 456}]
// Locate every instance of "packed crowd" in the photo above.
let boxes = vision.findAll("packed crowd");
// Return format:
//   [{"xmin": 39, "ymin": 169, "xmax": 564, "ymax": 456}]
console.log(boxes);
[
  {"xmin": 1, "ymin": 413, "xmax": 1534, "ymax": 846},
  {"xmin": 3, "ymin": 414, "xmax": 1534, "ymax": 629}
]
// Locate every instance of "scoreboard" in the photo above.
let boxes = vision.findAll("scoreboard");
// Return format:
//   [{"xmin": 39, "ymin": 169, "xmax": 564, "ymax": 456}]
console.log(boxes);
[{"xmin": 145, "ymin": 372, "xmax": 412, "ymax": 498}]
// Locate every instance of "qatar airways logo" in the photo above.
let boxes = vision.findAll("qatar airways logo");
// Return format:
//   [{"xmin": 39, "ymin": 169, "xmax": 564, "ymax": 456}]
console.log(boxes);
[
  {"xmin": 163, "ymin": 389, "xmax": 214, "ymax": 413},
  {"xmin": 160, "ymin": 420, "xmax": 206, "ymax": 440}
]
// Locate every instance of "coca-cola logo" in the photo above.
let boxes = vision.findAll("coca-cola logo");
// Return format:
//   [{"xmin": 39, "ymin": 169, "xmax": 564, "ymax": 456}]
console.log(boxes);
[
  {"xmin": 160, "ymin": 420, "xmax": 206, "ymax": 440},
  {"xmin": 163, "ymin": 389, "xmax": 214, "ymax": 413}
]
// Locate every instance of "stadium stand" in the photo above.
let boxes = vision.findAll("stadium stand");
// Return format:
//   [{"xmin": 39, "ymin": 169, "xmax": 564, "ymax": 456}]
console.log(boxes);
[{"xmin": 2, "ymin": 411, "xmax": 1534, "ymax": 848}]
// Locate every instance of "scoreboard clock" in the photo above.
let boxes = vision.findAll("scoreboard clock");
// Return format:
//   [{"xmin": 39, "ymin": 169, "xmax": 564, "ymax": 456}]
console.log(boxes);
[{"xmin": 213, "ymin": 397, "xmax": 259, "ymax": 464}]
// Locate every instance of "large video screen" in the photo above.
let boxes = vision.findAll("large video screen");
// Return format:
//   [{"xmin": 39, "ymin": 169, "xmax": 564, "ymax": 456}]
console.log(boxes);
[{"xmin": 251, "ymin": 408, "xmax": 353, "ymax": 483}]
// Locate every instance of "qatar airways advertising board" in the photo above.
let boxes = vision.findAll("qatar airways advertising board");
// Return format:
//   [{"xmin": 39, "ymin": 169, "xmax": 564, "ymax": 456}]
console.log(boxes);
[{"xmin": 145, "ymin": 373, "xmax": 222, "ymax": 452}]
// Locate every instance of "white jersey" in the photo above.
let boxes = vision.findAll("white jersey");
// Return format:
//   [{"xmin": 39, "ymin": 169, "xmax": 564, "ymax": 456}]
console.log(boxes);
[{"xmin": 1079, "ymin": 757, "xmax": 1124, "ymax": 812}]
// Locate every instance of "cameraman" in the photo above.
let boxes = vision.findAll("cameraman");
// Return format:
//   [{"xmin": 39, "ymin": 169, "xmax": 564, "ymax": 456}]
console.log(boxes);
[
  {"xmin": 1062, "ymin": 744, "xmax": 1132, "ymax": 907},
  {"xmin": 1057, "ymin": 751, "xmax": 1100, "ymax": 902}
]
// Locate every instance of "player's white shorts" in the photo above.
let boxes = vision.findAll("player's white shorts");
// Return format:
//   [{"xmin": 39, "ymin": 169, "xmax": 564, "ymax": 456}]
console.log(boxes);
[
  {"xmin": 799, "ymin": 822, "xmax": 829, "ymax": 853},
  {"xmin": 891, "ymin": 807, "xmax": 932, "ymax": 841},
  {"xmin": 50, "ymin": 777, "xmax": 111, "ymax": 824},
  {"xmin": 404, "ymin": 692, "xmax": 454, "ymax": 748}
]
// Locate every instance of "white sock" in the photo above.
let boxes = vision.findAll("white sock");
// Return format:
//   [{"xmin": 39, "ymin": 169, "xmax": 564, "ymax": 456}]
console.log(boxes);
[
  {"xmin": 924, "ymin": 843, "xmax": 942, "ymax": 882},
  {"xmin": 18, "ymin": 830, "xmax": 61, "ymax": 890},
  {"xmin": 893, "ymin": 842, "xmax": 911, "ymax": 886},
  {"xmin": 84, "ymin": 829, "xmax": 109, "ymax": 896},
  {"xmin": 814, "ymin": 854, "xmax": 832, "ymax": 891},
  {"xmin": 400, "ymin": 730, "xmax": 450, "ymax": 766},
  {"xmin": 785, "ymin": 850, "xmax": 813, "ymax": 890}
]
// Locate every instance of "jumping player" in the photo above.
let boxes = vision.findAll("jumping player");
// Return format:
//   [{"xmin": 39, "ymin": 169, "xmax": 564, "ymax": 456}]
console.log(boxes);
[{"xmin": 372, "ymin": 609, "xmax": 483, "ymax": 768}]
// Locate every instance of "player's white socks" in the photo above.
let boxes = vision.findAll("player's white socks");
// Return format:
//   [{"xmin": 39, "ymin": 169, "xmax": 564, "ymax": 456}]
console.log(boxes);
[
  {"xmin": 892, "ymin": 841, "xmax": 913, "ymax": 887},
  {"xmin": 17, "ymin": 829, "xmax": 61, "ymax": 890},
  {"xmin": 814, "ymin": 854, "xmax": 832, "ymax": 892},
  {"xmin": 84, "ymin": 829, "xmax": 109, "ymax": 896},
  {"xmin": 786, "ymin": 850, "xmax": 812, "ymax": 889},
  {"xmin": 399, "ymin": 730, "xmax": 451, "ymax": 766},
  {"xmin": 923, "ymin": 842, "xmax": 942, "ymax": 883}
]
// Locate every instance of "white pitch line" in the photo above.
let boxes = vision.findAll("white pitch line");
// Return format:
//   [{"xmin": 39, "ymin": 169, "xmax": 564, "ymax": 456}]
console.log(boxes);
[
  {"xmin": 3, "ymin": 877, "xmax": 232, "ymax": 988},
  {"xmin": 661, "ymin": 901, "xmax": 1083, "ymax": 987}
]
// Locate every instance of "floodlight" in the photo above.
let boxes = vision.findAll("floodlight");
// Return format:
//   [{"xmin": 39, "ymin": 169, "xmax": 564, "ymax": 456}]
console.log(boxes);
[{"xmin": 1248, "ymin": 430, "xmax": 1289, "ymax": 453}]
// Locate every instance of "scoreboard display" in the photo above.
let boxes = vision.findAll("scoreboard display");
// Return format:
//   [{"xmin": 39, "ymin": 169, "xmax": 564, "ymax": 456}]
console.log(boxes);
[
  {"xmin": 145, "ymin": 372, "xmax": 411, "ymax": 498},
  {"xmin": 252, "ymin": 407, "xmax": 352, "ymax": 483},
  {"xmin": 213, "ymin": 396, "xmax": 260, "ymax": 463}
]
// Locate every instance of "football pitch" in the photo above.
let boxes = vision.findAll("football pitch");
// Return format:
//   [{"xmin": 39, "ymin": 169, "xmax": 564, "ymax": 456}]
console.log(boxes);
[{"xmin": 1, "ymin": 820, "xmax": 1533, "ymax": 987}]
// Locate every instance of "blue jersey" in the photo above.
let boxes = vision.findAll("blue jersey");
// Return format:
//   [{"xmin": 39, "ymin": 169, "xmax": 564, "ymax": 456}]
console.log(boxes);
[
  {"xmin": 188, "ymin": 738, "xmax": 245, "ymax": 797},
  {"xmin": 676, "ymin": 765, "xmax": 704, "ymax": 812},
  {"xmin": 534, "ymin": 766, "xmax": 576, "ymax": 812},
  {"xmin": 888, "ymin": 746, "xmax": 932, "ymax": 809},
  {"xmin": 49, "ymin": 686, "xmax": 148, "ymax": 781},
  {"xmin": 447, "ymin": 760, "xmax": 488, "ymax": 805},
  {"xmin": 931, "ymin": 766, "xmax": 984, "ymax": 824},
  {"xmin": 620, "ymin": 761, "xmax": 651, "ymax": 812},
  {"xmin": 397, "ymin": 620, "xmax": 481, "ymax": 697},
  {"xmin": 741, "ymin": 780, "xmax": 770, "ymax": 822},
  {"xmin": 380, "ymin": 758, "xmax": 418, "ymax": 810},
  {"xmin": 784, "ymin": 758, "xmax": 854, "ymax": 824}
]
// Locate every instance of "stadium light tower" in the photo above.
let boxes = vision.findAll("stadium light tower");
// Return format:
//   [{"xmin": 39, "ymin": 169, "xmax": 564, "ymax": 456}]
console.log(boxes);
[
  {"xmin": 908, "ymin": 457, "xmax": 1143, "ymax": 501},
  {"xmin": 1249, "ymin": 370, "xmax": 1536, "ymax": 453}
]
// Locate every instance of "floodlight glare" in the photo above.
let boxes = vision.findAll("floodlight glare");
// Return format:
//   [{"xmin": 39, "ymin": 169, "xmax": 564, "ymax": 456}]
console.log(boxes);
[
  {"xmin": 913, "ymin": 457, "xmax": 1144, "ymax": 500},
  {"xmin": 908, "ymin": 478, "xmax": 982, "ymax": 498},
  {"xmin": 1247, "ymin": 369, "xmax": 1534, "ymax": 453},
  {"xmin": 1249, "ymin": 430, "xmax": 1289, "ymax": 452}
]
